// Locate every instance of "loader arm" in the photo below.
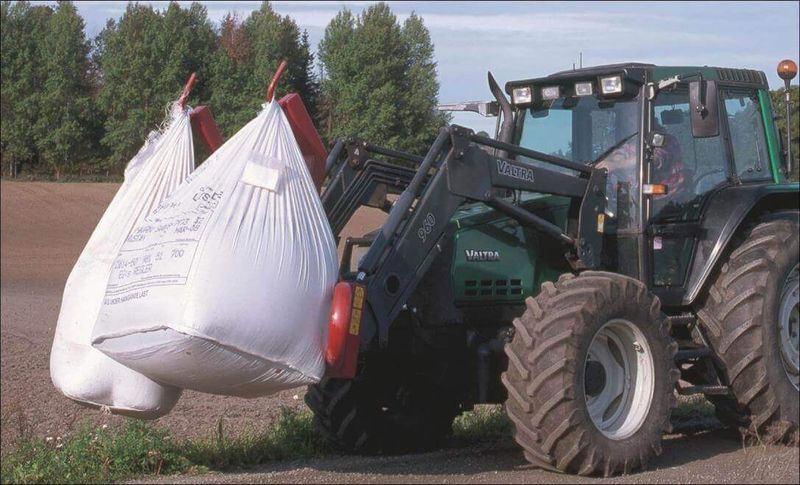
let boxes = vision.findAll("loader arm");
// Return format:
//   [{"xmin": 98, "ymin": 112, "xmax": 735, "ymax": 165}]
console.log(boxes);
[{"xmin": 328, "ymin": 125, "xmax": 608, "ymax": 347}]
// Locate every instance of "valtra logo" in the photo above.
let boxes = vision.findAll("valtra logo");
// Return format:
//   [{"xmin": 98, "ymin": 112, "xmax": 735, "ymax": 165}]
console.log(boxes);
[
  {"xmin": 496, "ymin": 159, "xmax": 534, "ymax": 182},
  {"xmin": 465, "ymin": 249, "xmax": 500, "ymax": 262}
]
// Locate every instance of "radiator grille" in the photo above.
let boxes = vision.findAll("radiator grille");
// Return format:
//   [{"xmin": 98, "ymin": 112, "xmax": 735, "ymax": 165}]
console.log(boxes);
[{"xmin": 464, "ymin": 278, "xmax": 523, "ymax": 297}]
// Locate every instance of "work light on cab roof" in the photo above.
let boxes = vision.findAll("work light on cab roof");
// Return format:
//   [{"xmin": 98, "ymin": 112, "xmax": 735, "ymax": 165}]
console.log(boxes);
[{"xmin": 599, "ymin": 74, "xmax": 624, "ymax": 95}]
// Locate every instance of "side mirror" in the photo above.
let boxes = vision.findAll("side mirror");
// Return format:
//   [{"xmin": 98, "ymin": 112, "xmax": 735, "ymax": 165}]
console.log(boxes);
[{"xmin": 689, "ymin": 80, "xmax": 719, "ymax": 137}]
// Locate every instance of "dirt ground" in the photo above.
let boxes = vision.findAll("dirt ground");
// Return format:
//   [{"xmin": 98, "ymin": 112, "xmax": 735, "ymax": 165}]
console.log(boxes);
[{"xmin": 1, "ymin": 181, "xmax": 798, "ymax": 483}]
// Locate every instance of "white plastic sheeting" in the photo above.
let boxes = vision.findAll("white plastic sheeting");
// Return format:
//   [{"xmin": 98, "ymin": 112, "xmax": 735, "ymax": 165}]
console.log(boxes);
[
  {"xmin": 50, "ymin": 104, "xmax": 194, "ymax": 418},
  {"xmin": 92, "ymin": 101, "xmax": 338, "ymax": 397}
]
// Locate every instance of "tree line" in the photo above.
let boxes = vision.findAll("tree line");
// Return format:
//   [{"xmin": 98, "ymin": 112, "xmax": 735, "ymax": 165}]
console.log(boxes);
[{"xmin": 0, "ymin": 1, "xmax": 446, "ymax": 178}]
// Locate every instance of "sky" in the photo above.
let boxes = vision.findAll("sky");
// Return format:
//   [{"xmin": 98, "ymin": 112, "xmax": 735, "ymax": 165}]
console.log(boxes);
[{"xmin": 35, "ymin": 1, "xmax": 800, "ymax": 134}]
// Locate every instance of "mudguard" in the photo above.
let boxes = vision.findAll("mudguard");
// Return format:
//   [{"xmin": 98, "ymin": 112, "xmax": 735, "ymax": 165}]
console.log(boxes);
[{"xmin": 683, "ymin": 182, "xmax": 800, "ymax": 306}]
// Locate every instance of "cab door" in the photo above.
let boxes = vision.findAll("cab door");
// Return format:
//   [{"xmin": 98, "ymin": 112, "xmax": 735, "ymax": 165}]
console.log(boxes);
[{"xmin": 647, "ymin": 85, "xmax": 731, "ymax": 297}]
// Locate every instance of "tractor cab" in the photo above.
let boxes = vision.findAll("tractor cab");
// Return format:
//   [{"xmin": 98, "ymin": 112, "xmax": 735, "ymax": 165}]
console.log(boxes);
[{"xmin": 499, "ymin": 63, "xmax": 793, "ymax": 303}]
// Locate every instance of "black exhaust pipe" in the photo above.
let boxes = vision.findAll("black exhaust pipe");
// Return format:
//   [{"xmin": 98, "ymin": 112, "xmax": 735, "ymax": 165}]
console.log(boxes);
[{"xmin": 488, "ymin": 71, "xmax": 515, "ymax": 158}]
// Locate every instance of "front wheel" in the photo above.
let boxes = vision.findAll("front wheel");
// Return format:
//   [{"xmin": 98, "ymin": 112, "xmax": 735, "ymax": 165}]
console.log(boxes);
[
  {"xmin": 502, "ymin": 271, "xmax": 678, "ymax": 476},
  {"xmin": 305, "ymin": 358, "xmax": 461, "ymax": 454}
]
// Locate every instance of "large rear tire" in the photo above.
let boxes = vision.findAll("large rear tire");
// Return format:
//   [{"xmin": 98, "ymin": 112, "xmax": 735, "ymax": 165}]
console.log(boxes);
[
  {"xmin": 502, "ymin": 271, "xmax": 678, "ymax": 476},
  {"xmin": 697, "ymin": 218, "xmax": 799, "ymax": 443}
]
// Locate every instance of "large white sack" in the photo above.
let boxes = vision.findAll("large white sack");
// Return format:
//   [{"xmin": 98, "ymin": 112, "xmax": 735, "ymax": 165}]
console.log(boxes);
[
  {"xmin": 50, "ymin": 104, "xmax": 193, "ymax": 418},
  {"xmin": 91, "ymin": 101, "xmax": 338, "ymax": 397}
]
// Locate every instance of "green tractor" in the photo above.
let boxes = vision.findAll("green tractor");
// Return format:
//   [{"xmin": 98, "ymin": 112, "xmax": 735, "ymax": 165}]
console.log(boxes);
[{"xmin": 306, "ymin": 60, "xmax": 800, "ymax": 476}]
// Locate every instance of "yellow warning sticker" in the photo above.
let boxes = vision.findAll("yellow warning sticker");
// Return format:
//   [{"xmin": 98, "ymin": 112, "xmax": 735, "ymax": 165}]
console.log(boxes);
[
  {"xmin": 349, "ymin": 308, "xmax": 362, "ymax": 335},
  {"xmin": 353, "ymin": 285, "xmax": 365, "ymax": 310}
]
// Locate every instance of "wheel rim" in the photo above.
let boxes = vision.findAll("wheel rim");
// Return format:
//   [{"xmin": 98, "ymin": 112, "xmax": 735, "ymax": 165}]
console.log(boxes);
[
  {"xmin": 778, "ymin": 264, "xmax": 799, "ymax": 391},
  {"xmin": 584, "ymin": 319, "xmax": 655, "ymax": 440}
]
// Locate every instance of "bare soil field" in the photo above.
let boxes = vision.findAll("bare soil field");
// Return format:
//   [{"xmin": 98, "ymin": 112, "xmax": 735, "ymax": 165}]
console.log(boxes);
[{"xmin": 1, "ymin": 180, "xmax": 798, "ymax": 483}]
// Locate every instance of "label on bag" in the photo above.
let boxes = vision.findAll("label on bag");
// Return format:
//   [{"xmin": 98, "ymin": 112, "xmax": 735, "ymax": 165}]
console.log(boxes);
[{"xmin": 241, "ymin": 154, "xmax": 283, "ymax": 192}]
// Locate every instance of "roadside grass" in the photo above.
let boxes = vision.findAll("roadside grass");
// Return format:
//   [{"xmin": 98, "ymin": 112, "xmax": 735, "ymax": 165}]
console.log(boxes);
[
  {"xmin": 0, "ymin": 407, "xmax": 329, "ymax": 484},
  {"xmin": 1, "ymin": 403, "xmax": 515, "ymax": 483},
  {"xmin": 452, "ymin": 405, "xmax": 511, "ymax": 443},
  {"xmin": 673, "ymin": 394, "xmax": 716, "ymax": 420},
  {"xmin": 1, "ymin": 396, "xmax": 724, "ymax": 483}
]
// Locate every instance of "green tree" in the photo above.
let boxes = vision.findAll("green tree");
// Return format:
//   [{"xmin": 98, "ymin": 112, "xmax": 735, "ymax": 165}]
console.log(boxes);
[
  {"xmin": 400, "ymin": 13, "xmax": 449, "ymax": 152},
  {"xmin": 208, "ymin": 2, "xmax": 319, "ymax": 137},
  {"xmin": 317, "ymin": 8, "xmax": 356, "ymax": 139},
  {"xmin": 770, "ymin": 85, "xmax": 799, "ymax": 181},
  {"xmin": 0, "ymin": 2, "xmax": 52, "ymax": 176},
  {"xmin": 318, "ymin": 3, "xmax": 446, "ymax": 154},
  {"xmin": 96, "ymin": 1, "xmax": 215, "ymax": 171},
  {"xmin": 208, "ymin": 12, "xmax": 254, "ymax": 136},
  {"xmin": 33, "ymin": 1, "xmax": 94, "ymax": 179}
]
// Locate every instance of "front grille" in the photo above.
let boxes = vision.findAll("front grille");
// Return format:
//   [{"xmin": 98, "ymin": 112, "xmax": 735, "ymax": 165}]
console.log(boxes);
[{"xmin": 464, "ymin": 278, "xmax": 523, "ymax": 297}]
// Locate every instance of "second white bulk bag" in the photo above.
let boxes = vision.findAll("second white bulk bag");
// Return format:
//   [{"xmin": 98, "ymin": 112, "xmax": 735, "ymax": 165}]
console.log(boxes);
[
  {"xmin": 50, "ymin": 104, "xmax": 194, "ymax": 418},
  {"xmin": 91, "ymin": 101, "xmax": 338, "ymax": 397}
]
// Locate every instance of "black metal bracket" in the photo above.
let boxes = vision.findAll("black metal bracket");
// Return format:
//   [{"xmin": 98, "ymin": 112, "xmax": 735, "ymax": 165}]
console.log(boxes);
[{"xmin": 330, "ymin": 124, "xmax": 607, "ymax": 346}]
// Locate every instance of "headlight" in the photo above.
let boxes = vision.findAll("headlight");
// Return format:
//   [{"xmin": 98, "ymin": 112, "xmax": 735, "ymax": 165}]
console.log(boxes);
[
  {"xmin": 575, "ymin": 82, "xmax": 593, "ymax": 96},
  {"xmin": 600, "ymin": 75, "xmax": 623, "ymax": 95},
  {"xmin": 541, "ymin": 86, "xmax": 561, "ymax": 100},
  {"xmin": 512, "ymin": 86, "xmax": 532, "ymax": 105}
]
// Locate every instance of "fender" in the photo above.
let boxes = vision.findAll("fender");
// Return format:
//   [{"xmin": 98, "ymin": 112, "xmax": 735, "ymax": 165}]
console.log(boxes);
[{"xmin": 683, "ymin": 182, "xmax": 800, "ymax": 306}]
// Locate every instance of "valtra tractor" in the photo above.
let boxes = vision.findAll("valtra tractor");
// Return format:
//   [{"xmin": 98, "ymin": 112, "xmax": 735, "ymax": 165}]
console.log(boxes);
[{"xmin": 297, "ymin": 59, "xmax": 800, "ymax": 477}]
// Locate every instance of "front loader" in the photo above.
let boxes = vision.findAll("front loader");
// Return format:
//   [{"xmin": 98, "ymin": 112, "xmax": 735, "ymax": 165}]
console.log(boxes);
[{"xmin": 305, "ymin": 60, "xmax": 800, "ymax": 476}]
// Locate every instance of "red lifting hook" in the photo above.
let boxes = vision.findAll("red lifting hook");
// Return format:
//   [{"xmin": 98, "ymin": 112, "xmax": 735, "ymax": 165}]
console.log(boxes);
[
  {"xmin": 178, "ymin": 72, "xmax": 197, "ymax": 109},
  {"xmin": 266, "ymin": 60, "xmax": 288, "ymax": 102}
]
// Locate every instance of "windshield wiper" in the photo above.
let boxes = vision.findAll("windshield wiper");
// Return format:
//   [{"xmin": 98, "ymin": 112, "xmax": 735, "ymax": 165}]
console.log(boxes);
[{"xmin": 590, "ymin": 132, "xmax": 638, "ymax": 166}]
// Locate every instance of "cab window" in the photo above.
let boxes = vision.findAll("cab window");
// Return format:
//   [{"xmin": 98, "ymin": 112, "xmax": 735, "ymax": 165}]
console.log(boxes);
[
  {"xmin": 722, "ymin": 88, "xmax": 771, "ymax": 181},
  {"xmin": 517, "ymin": 95, "xmax": 641, "ymax": 231},
  {"xmin": 650, "ymin": 86, "xmax": 728, "ymax": 222}
]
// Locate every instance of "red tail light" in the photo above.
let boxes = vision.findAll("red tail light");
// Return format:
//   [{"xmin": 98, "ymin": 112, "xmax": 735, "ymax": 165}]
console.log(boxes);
[{"xmin": 324, "ymin": 282, "xmax": 363, "ymax": 379}]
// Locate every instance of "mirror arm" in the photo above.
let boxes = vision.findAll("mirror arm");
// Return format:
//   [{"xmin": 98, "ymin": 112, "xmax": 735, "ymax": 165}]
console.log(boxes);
[{"xmin": 647, "ymin": 71, "xmax": 704, "ymax": 100}]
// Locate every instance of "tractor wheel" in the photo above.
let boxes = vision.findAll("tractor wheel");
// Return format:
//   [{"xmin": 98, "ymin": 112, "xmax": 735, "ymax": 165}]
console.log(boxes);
[
  {"xmin": 305, "ymin": 361, "xmax": 461, "ymax": 454},
  {"xmin": 697, "ymin": 218, "xmax": 799, "ymax": 444},
  {"xmin": 502, "ymin": 271, "xmax": 678, "ymax": 476}
]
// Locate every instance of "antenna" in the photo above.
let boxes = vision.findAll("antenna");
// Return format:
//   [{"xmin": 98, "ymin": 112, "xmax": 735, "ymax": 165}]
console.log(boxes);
[{"xmin": 580, "ymin": 52, "xmax": 583, "ymax": 69}]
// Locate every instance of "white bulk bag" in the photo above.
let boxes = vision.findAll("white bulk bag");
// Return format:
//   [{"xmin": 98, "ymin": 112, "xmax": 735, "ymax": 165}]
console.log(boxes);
[
  {"xmin": 91, "ymin": 101, "xmax": 338, "ymax": 397},
  {"xmin": 50, "ymin": 104, "xmax": 194, "ymax": 418}
]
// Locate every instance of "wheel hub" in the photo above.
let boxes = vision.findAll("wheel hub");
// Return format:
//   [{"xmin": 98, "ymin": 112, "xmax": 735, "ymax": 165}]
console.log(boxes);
[
  {"xmin": 778, "ymin": 264, "xmax": 799, "ymax": 391},
  {"xmin": 583, "ymin": 319, "xmax": 655, "ymax": 440},
  {"xmin": 584, "ymin": 361, "xmax": 607, "ymax": 397}
]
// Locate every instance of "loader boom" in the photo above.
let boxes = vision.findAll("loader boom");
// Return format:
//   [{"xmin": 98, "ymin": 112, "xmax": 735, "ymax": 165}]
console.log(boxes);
[{"xmin": 325, "ymin": 124, "xmax": 607, "ymax": 346}]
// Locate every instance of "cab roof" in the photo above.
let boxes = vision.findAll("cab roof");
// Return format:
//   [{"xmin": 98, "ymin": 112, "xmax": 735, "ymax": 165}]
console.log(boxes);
[{"xmin": 505, "ymin": 62, "xmax": 769, "ymax": 94}]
